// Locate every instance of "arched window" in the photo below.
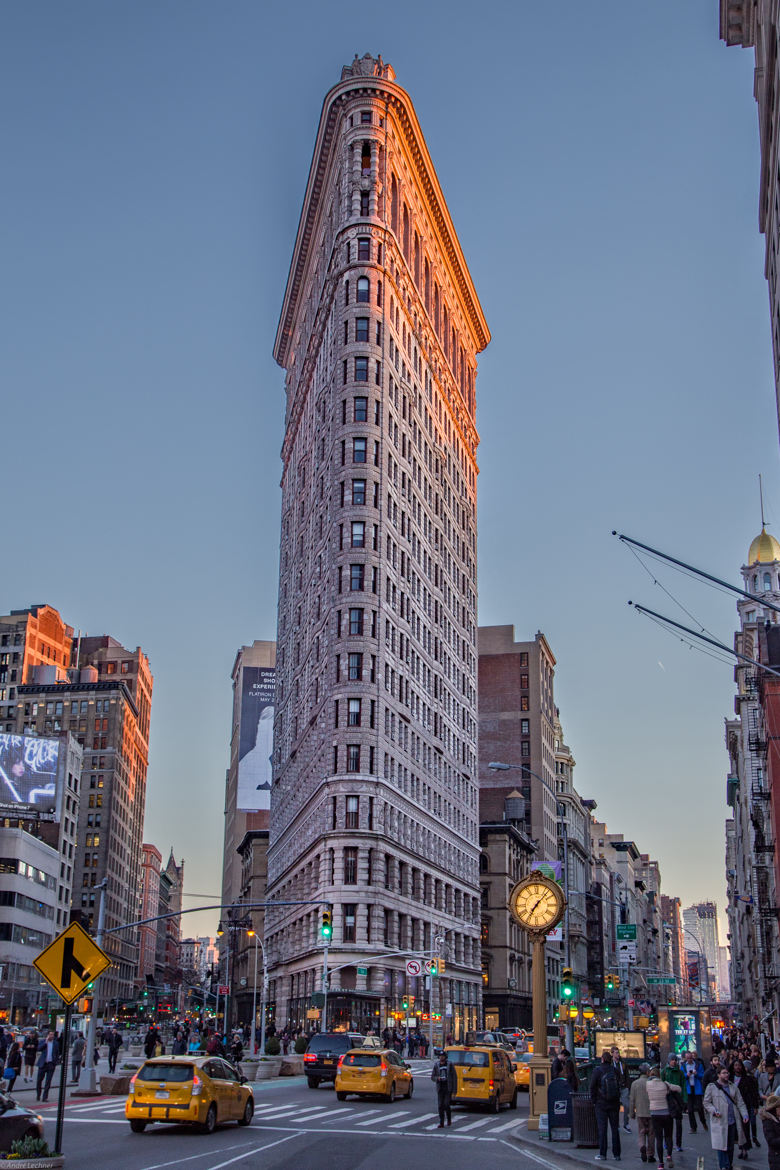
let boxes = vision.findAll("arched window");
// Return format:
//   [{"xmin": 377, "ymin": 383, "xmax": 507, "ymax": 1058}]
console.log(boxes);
[
  {"xmin": 424, "ymin": 259, "xmax": 431, "ymax": 312},
  {"xmin": 361, "ymin": 142, "xmax": 371, "ymax": 177},
  {"xmin": 414, "ymin": 231, "xmax": 420, "ymax": 286},
  {"xmin": 390, "ymin": 174, "xmax": 399, "ymax": 235},
  {"xmin": 357, "ymin": 277, "xmax": 369, "ymax": 303},
  {"xmin": 434, "ymin": 283, "xmax": 440, "ymax": 333},
  {"xmin": 764, "ymin": 572, "xmax": 772, "ymax": 591},
  {"xmin": 754, "ymin": 574, "xmax": 759, "ymax": 590},
  {"xmin": 402, "ymin": 204, "xmax": 410, "ymax": 261}
]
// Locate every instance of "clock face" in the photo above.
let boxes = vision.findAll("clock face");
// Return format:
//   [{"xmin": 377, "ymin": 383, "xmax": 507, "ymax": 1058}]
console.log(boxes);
[{"xmin": 511, "ymin": 879, "xmax": 563, "ymax": 931}]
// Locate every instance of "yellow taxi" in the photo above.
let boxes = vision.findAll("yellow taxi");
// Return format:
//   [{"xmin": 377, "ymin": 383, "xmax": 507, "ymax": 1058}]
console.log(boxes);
[
  {"xmin": 514, "ymin": 1051, "xmax": 533, "ymax": 1090},
  {"xmin": 125, "ymin": 1055, "xmax": 254, "ymax": 1134},
  {"xmin": 445, "ymin": 1046, "xmax": 518, "ymax": 1112},
  {"xmin": 334, "ymin": 1048, "xmax": 413, "ymax": 1101}
]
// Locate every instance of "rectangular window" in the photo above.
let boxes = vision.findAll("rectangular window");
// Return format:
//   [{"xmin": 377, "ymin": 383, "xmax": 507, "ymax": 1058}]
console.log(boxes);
[
  {"xmin": 357, "ymin": 237, "xmax": 370, "ymax": 260},
  {"xmin": 348, "ymin": 698, "xmax": 361, "ymax": 726},
  {"xmin": 351, "ymin": 521, "xmax": 365, "ymax": 548},
  {"xmin": 346, "ymin": 795, "xmax": 359, "ymax": 829},
  {"xmin": 520, "ymin": 696, "xmax": 529, "ymax": 711},
  {"xmin": 353, "ymin": 396, "xmax": 368, "ymax": 421},
  {"xmin": 352, "ymin": 437, "xmax": 367, "ymax": 463},
  {"xmin": 520, "ymin": 674, "xmax": 529, "ymax": 688},
  {"xmin": 349, "ymin": 608, "xmax": 364, "ymax": 635},
  {"xmin": 343, "ymin": 904, "xmax": 357, "ymax": 942},
  {"xmin": 357, "ymin": 277, "xmax": 370, "ymax": 302},
  {"xmin": 344, "ymin": 847, "xmax": 358, "ymax": 884},
  {"xmin": 361, "ymin": 111, "xmax": 372, "ymax": 124},
  {"xmin": 520, "ymin": 741, "xmax": 530, "ymax": 757},
  {"xmin": 355, "ymin": 318, "xmax": 369, "ymax": 342},
  {"xmin": 347, "ymin": 744, "xmax": 360, "ymax": 772},
  {"xmin": 348, "ymin": 653, "xmax": 363, "ymax": 681},
  {"xmin": 352, "ymin": 479, "xmax": 366, "ymax": 506},
  {"xmin": 350, "ymin": 564, "xmax": 365, "ymax": 591},
  {"xmin": 355, "ymin": 357, "xmax": 369, "ymax": 382},
  {"xmin": 360, "ymin": 190, "xmax": 370, "ymax": 216},
  {"xmin": 521, "ymin": 719, "xmax": 529, "ymax": 734}
]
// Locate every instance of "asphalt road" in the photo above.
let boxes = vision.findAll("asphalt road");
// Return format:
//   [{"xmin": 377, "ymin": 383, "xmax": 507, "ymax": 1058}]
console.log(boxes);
[{"xmin": 38, "ymin": 1063, "xmax": 542, "ymax": 1170}]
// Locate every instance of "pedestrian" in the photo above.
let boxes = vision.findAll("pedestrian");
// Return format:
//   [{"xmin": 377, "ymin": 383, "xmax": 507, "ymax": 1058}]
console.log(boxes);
[
  {"xmin": 35, "ymin": 1031, "xmax": 60, "ymax": 1103},
  {"xmin": 760, "ymin": 1093, "xmax": 780, "ymax": 1170},
  {"xmin": 23, "ymin": 1032, "xmax": 37, "ymax": 1082},
  {"xmin": 662, "ymin": 1054, "xmax": 687, "ymax": 1152},
  {"xmin": 704, "ymin": 1056, "xmax": 723, "ymax": 1092},
  {"xmin": 704, "ymin": 1064, "xmax": 750, "ymax": 1170},
  {"xmin": 630, "ymin": 1062, "xmax": 656, "ymax": 1164},
  {"xmin": 647, "ymin": 1065, "xmax": 681, "ymax": 1169},
  {"xmin": 3, "ymin": 1041, "xmax": 22, "ymax": 1092},
  {"xmin": 172, "ymin": 1030, "xmax": 186, "ymax": 1056},
  {"xmin": 590, "ymin": 1049, "xmax": 622, "ymax": 1161},
  {"xmin": 70, "ymin": 1033, "xmax": 85, "ymax": 1084},
  {"xmin": 561, "ymin": 1057, "xmax": 580, "ymax": 1093},
  {"xmin": 611, "ymin": 1045, "xmax": 632, "ymax": 1133},
  {"xmin": 733, "ymin": 1059, "xmax": 760, "ymax": 1154},
  {"xmin": 108, "ymin": 1027, "xmax": 123, "ymax": 1073},
  {"xmin": 431, "ymin": 1050, "xmax": 457, "ymax": 1128},
  {"xmin": 759, "ymin": 1058, "xmax": 780, "ymax": 1104},
  {"xmin": 681, "ymin": 1050, "xmax": 707, "ymax": 1133},
  {"xmin": 552, "ymin": 1046, "xmax": 572, "ymax": 1080}
]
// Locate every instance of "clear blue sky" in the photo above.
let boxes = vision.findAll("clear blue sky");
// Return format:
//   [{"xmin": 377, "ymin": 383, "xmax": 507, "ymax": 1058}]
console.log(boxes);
[{"xmin": 2, "ymin": 1, "xmax": 775, "ymax": 941}]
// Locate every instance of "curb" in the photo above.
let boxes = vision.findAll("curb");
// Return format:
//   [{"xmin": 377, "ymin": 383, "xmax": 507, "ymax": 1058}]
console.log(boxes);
[{"xmin": 510, "ymin": 1129, "xmax": 600, "ymax": 1167}]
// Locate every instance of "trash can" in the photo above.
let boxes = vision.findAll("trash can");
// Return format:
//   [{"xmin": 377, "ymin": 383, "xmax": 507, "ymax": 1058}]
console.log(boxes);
[{"xmin": 572, "ymin": 1091, "xmax": 599, "ymax": 1148}]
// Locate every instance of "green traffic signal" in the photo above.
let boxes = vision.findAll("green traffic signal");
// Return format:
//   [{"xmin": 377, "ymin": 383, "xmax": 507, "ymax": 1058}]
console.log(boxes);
[
  {"xmin": 321, "ymin": 908, "xmax": 332, "ymax": 939},
  {"xmin": 561, "ymin": 966, "xmax": 574, "ymax": 998}
]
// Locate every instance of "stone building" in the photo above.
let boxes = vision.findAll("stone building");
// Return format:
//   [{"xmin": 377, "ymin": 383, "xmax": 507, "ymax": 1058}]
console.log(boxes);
[{"xmin": 266, "ymin": 53, "xmax": 488, "ymax": 1037}]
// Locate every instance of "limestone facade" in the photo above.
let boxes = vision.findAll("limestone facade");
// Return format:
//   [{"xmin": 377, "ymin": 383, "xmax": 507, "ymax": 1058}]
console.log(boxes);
[{"xmin": 266, "ymin": 54, "xmax": 489, "ymax": 1035}]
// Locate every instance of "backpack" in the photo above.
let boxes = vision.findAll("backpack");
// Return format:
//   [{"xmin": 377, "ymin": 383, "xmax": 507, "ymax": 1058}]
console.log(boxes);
[{"xmin": 600, "ymin": 1065, "xmax": 620, "ymax": 1104}]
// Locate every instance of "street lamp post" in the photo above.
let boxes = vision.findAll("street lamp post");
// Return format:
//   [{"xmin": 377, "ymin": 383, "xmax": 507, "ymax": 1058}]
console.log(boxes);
[
  {"xmin": 489, "ymin": 761, "xmax": 573, "ymax": 1050},
  {"xmin": 80, "ymin": 878, "xmax": 108, "ymax": 1095},
  {"xmin": 217, "ymin": 909, "xmax": 254, "ymax": 1036},
  {"xmin": 247, "ymin": 931, "xmax": 268, "ymax": 1055}
]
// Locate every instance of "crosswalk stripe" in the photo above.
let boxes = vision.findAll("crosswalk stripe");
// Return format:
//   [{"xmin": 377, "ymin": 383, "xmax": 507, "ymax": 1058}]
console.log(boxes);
[
  {"xmin": 454, "ymin": 1116, "xmax": 495, "ymax": 1132},
  {"xmin": 387, "ymin": 1114, "xmax": 432, "ymax": 1128},
  {"xmin": 354, "ymin": 1109, "xmax": 404, "ymax": 1126},
  {"xmin": 492, "ymin": 1117, "xmax": 524, "ymax": 1133},
  {"xmin": 424, "ymin": 1112, "xmax": 472, "ymax": 1130}
]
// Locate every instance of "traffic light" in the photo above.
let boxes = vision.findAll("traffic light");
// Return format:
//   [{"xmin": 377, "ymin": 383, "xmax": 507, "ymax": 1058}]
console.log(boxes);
[
  {"xmin": 561, "ymin": 967, "xmax": 574, "ymax": 999},
  {"xmin": 429, "ymin": 958, "xmax": 438, "ymax": 976},
  {"xmin": 321, "ymin": 908, "xmax": 332, "ymax": 940},
  {"xmin": 606, "ymin": 973, "xmax": 615, "ymax": 992},
  {"xmin": 402, "ymin": 996, "xmax": 409, "ymax": 1011}
]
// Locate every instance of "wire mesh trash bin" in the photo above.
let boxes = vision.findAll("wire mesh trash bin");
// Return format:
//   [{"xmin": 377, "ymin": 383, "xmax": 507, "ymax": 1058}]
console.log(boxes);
[{"xmin": 572, "ymin": 1091, "xmax": 599, "ymax": 1148}]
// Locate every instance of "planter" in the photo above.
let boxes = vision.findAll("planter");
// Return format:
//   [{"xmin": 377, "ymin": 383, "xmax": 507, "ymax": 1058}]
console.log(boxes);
[
  {"xmin": 279, "ymin": 1056, "xmax": 304, "ymax": 1077},
  {"xmin": 100, "ymin": 1074, "xmax": 132, "ymax": 1095},
  {"xmin": 0, "ymin": 1159, "xmax": 65, "ymax": 1169},
  {"xmin": 254, "ymin": 1058, "xmax": 283, "ymax": 1080},
  {"xmin": 129, "ymin": 1046, "xmax": 142, "ymax": 1057}
]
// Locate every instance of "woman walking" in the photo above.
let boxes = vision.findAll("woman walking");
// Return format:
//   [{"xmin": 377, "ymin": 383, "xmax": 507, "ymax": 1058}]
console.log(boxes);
[
  {"xmin": 3, "ymin": 1041, "xmax": 22, "ymax": 1092},
  {"xmin": 647, "ymin": 1065, "xmax": 682, "ymax": 1169}
]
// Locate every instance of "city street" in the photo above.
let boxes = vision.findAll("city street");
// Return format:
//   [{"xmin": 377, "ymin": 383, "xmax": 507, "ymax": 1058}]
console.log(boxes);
[{"xmin": 30, "ymin": 1062, "xmax": 538, "ymax": 1170}]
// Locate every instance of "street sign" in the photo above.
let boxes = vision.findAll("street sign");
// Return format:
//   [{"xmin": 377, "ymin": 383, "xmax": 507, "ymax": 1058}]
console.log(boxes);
[
  {"xmin": 357, "ymin": 966, "xmax": 368, "ymax": 976},
  {"xmin": 218, "ymin": 984, "xmax": 230, "ymax": 995},
  {"xmin": 33, "ymin": 921, "xmax": 111, "ymax": 1006},
  {"xmin": 617, "ymin": 942, "xmax": 638, "ymax": 964},
  {"xmin": 311, "ymin": 992, "xmax": 325, "ymax": 1007},
  {"xmin": 616, "ymin": 924, "xmax": 637, "ymax": 941},
  {"xmin": 406, "ymin": 959, "xmax": 422, "ymax": 976},
  {"xmin": 647, "ymin": 976, "xmax": 676, "ymax": 985}
]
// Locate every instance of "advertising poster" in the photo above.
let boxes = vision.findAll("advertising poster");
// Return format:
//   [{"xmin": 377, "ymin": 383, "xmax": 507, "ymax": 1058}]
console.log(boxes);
[
  {"xmin": 0, "ymin": 734, "xmax": 60, "ymax": 815},
  {"xmin": 237, "ymin": 667, "xmax": 275, "ymax": 811}
]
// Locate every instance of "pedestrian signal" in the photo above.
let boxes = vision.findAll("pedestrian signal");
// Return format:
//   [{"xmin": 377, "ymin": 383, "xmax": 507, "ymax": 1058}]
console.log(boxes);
[{"xmin": 321, "ymin": 908, "xmax": 332, "ymax": 940}]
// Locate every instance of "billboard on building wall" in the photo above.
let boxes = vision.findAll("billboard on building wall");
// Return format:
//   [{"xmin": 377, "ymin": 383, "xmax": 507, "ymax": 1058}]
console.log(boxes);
[
  {"xmin": 0, "ymin": 734, "xmax": 60, "ymax": 816},
  {"xmin": 237, "ymin": 667, "xmax": 275, "ymax": 811}
]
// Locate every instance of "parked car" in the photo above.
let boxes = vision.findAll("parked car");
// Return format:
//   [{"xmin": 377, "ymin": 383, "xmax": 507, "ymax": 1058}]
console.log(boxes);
[
  {"xmin": 125, "ymin": 1056, "xmax": 253, "ymax": 1134},
  {"xmin": 304, "ymin": 1032, "xmax": 365, "ymax": 1088},
  {"xmin": 335, "ymin": 1048, "xmax": 413, "ymax": 1101},
  {"xmin": 0, "ymin": 1091, "xmax": 44, "ymax": 1152},
  {"xmin": 513, "ymin": 1051, "xmax": 533, "ymax": 1090}
]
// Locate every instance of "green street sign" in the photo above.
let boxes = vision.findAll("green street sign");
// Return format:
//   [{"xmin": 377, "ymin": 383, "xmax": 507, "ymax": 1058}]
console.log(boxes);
[
  {"xmin": 616, "ymin": 924, "xmax": 637, "ymax": 941},
  {"xmin": 647, "ymin": 976, "xmax": 676, "ymax": 985},
  {"xmin": 357, "ymin": 966, "xmax": 368, "ymax": 976}
]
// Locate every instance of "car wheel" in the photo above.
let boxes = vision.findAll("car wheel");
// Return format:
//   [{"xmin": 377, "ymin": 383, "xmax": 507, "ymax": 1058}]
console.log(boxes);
[
  {"xmin": 510, "ymin": 1089, "xmax": 518, "ymax": 1110},
  {"xmin": 336, "ymin": 1091, "xmax": 347, "ymax": 1101},
  {"xmin": 388, "ymin": 1081, "xmax": 396, "ymax": 1102},
  {"xmin": 490, "ymin": 1093, "xmax": 500, "ymax": 1113},
  {"xmin": 307, "ymin": 1077, "xmax": 320, "ymax": 1089},
  {"xmin": 129, "ymin": 1120, "xmax": 147, "ymax": 1133},
  {"xmin": 201, "ymin": 1103, "xmax": 218, "ymax": 1134},
  {"xmin": 407, "ymin": 1079, "xmax": 414, "ymax": 1099},
  {"xmin": 238, "ymin": 1098, "xmax": 254, "ymax": 1126}
]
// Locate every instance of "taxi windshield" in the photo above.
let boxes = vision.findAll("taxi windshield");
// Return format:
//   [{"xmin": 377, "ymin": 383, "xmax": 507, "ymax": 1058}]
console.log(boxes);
[
  {"xmin": 342, "ymin": 1053, "xmax": 381, "ymax": 1067},
  {"xmin": 447, "ymin": 1050, "xmax": 489, "ymax": 1067},
  {"xmin": 139, "ymin": 1063, "xmax": 195, "ymax": 1082}
]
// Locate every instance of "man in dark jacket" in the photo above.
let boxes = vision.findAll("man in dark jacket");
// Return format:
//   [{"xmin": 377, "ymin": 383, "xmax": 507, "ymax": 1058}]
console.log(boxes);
[
  {"xmin": 760, "ymin": 1093, "xmax": 780, "ymax": 1170},
  {"xmin": 591, "ymin": 1051, "xmax": 622, "ymax": 1160},
  {"xmin": 36, "ymin": 1032, "xmax": 60, "ymax": 1102},
  {"xmin": 431, "ymin": 1051, "xmax": 457, "ymax": 1127}
]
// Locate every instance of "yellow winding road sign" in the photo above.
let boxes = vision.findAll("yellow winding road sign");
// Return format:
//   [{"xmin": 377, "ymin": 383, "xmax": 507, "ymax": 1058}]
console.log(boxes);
[{"xmin": 33, "ymin": 921, "xmax": 111, "ymax": 1005}]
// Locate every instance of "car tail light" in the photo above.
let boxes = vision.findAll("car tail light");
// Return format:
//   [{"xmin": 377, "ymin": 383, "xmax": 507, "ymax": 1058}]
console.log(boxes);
[
  {"xmin": 489, "ymin": 1080, "xmax": 494, "ymax": 1090},
  {"xmin": 380, "ymin": 1061, "xmax": 388, "ymax": 1077},
  {"xmin": 192, "ymin": 1074, "xmax": 203, "ymax": 1096},
  {"xmin": 337, "ymin": 1056, "xmax": 344, "ymax": 1067},
  {"xmin": 129, "ymin": 1073, "xmax": 137, "ymax": 1088},
  {"xmin": 303, "ymin": 1053, "xmax": 316, "ymax": 1063}
]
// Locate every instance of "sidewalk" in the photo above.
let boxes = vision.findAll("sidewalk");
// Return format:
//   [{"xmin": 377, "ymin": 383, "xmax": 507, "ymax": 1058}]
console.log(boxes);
[
  {"xmin": 7, "ymin": 1054, "xmax": 118, "ymax": 1105},
  {"xmin": 513, "ymin": 1116, "xmax": 742, "ymax": 1170}
]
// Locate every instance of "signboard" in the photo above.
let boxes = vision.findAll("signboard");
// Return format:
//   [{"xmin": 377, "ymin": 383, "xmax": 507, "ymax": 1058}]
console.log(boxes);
[
  {"xmin": 357, "ymin": 966, "xmax": 367, "ymax": 976},
  {"xmin": 33, "ymin": 921, "xmax": 111, "ymax": 1006},
  {"xmin": 0, "ymin": 733, "xmax": 61, "ymax": 817},
  {"xmin": 218, "ymin": 984, "xmax": 229, "ymax": 995},
  {"xmin": 406, "ymin": 959, "xmax": 422, "ymax": 976},
  {"xmin": 237, "ymin": 666, "xmax": 275, "ymax": 811},
  {"xmin": 616, "ymin": 924, "xmax": 637, "ymax": 941},
  {"xmin": 306, "ymin": 1009, "xmax": 321, "ymax": 1020},
  {"xmin": 647, "ymin": 976, "xmax": 676, "ymax": 985},
  {"xmin": 547, "ymin": 925, "xmax": 563, "ymax": 943},
  {"xmin": 311, "ymin": 992, "xmax": 325, "ymax": 1007},
  {"xmin": 594, "ymin": 1030, "xmax": 646, "ymax": 1060}
]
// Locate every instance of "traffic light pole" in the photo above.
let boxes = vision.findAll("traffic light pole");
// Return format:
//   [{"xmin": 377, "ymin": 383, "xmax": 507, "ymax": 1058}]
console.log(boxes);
[
  {"xmin": 322, "ymin": 941, "xmax": 329, "ymax": 1031},
  {"xmin": 79, "ymin": 878, "xmax": 107, "ymax": 1095}
]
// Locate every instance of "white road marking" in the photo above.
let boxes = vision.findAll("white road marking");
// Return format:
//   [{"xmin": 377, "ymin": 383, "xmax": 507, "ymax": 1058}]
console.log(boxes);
[
  {"xmin": 455, "ymin": 1115, "xmax": 496, "ymax": 1131},
  {"xmin": 387, "ymin": 1114, "xmax": 433, "ymax": 1128},
  {"xmin": 200, "ymin": 1133, "xmax": 301, "ymax": 1170},
  {"xmin": 354, "ymin": 1109, "xmax": 407, "ymax": 1125},
  {"xmin": 424, "ymin": 1112, "xmax": 473, "ymax": 1130},
  {"xmin": 499, "ymin": 1139, "xmax": 560, "ymax": 1169},
  {"xmin": 138, "ymin": 1138, "xmax": 275, "ymax": 1170},
  {"xmin": 492, "ymin": 1116, "xmax": 526, "ymax": 1133}
]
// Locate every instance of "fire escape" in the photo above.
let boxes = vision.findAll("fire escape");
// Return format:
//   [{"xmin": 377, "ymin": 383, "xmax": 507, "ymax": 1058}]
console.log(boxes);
[{"xmin": 747, "ymin": 685, "xmax": 778, "ymax": 1004}]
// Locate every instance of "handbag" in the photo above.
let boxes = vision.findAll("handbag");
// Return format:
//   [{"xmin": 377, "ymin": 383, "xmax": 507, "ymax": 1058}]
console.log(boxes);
[
  {"xmin": 667, "ymin": 1088, "xmax": 683, "ymax": 1118},
  {"xmin": 3, "ymin": 1067, "xmax": 15, "ymax": 1081}
]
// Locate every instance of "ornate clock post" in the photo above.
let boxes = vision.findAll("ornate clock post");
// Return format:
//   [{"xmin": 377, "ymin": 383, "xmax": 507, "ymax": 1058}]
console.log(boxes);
[{"xmin": 508, "ymin": 868, "xmax": 566, "ymax": 1130}]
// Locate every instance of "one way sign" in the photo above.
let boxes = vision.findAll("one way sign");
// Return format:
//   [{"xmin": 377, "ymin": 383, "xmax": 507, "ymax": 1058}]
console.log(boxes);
[{"xmin": 33, "ymin": 921, "xmax": 111, "ymax": 1005}]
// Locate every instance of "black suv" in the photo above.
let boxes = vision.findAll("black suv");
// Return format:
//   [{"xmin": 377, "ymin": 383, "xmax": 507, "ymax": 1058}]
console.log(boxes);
[{"xmin": 304, "ymin": 1032, "xmax": 365, "ymax": 1088}]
